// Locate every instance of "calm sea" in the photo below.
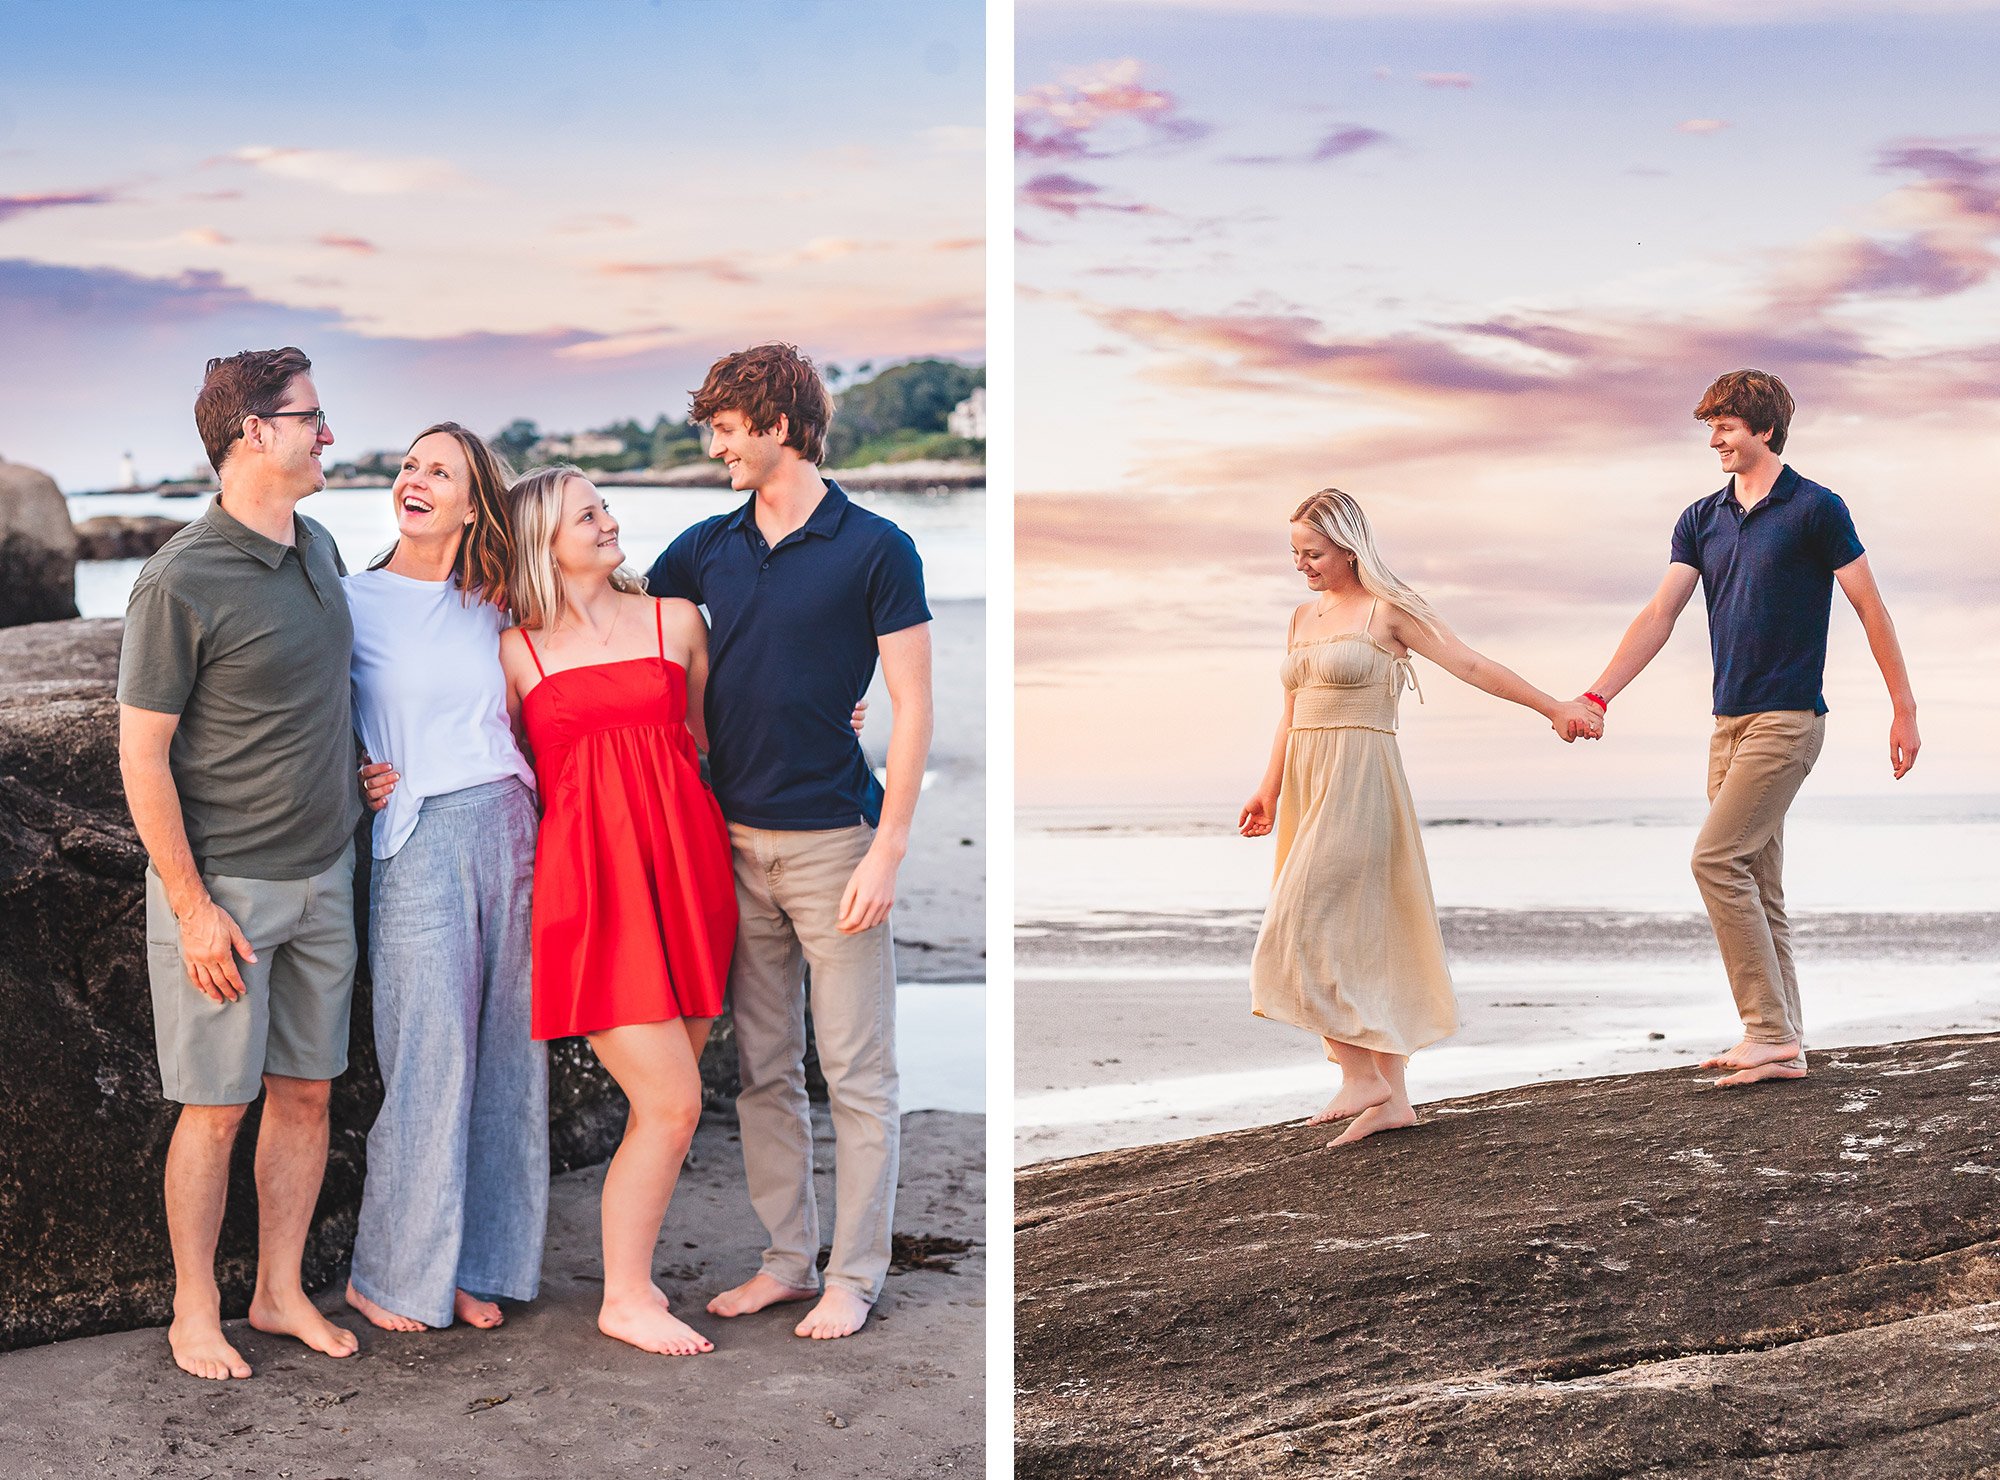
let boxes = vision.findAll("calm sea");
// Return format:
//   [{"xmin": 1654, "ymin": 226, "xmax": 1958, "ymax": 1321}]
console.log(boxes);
[
  {"xmin": 68, "ymin": 485, "xmax": 985, "ymax": 617},
  {"xmin": 1019, "ymin": 795, "xmax": 2000, "ymax": 920}
]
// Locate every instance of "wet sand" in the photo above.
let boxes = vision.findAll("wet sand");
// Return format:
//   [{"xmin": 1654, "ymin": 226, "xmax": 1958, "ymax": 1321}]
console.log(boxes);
[
  {"xmin": 1016, "ymin": 908, "xmax": 2000, "ymax": 1164},
  {"xmin": 0, "ymin": 1111, "xmax": 983, "ymax": 1479}
]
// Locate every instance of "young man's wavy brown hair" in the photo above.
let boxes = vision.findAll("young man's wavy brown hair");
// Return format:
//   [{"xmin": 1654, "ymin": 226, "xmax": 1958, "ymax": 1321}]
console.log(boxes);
[
  {"xmin": 368, "ymin": 422, "xmax": 519, "ymax": 611},
  {"xmin": 1692, "ymin": 369, "xmax": 1796, "ymax": 455},
  {"xmin": 195, "ymin": 346, "xmax": 314, "ymax": 473},
  {"xmin": 688, "ymin": 343, "xmax": 833, "ymax": 465}
]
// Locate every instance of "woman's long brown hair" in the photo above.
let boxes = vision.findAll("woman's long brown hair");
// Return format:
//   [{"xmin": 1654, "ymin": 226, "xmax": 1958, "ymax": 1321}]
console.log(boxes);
[{"xmin": 371, "ymin": 421, "xmax": 519, "ymax": 612}]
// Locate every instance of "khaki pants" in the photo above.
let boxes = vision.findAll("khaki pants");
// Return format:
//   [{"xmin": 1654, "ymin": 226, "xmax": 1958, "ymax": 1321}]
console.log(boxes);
[
  {"xmin": 727, "ymin": 822, "xmax": 899, "ymax": 1303},
  {"xmin": 1691, "ymin": 712, "xmax": 1826, "ymax": 1060}
]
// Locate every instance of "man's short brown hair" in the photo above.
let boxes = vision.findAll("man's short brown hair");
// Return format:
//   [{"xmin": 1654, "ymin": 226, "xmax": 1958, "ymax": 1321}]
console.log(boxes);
[
  {"xmin": 689, "ymin": 343, "xmax": 832, "ymax": 465},
  {"xmin": 195, "ymin": 346, "xmax": 313, "ymax": 473},
  {"xmin": 1693, "ymin": 369, "xmax": 1795, "ymax": 455}
]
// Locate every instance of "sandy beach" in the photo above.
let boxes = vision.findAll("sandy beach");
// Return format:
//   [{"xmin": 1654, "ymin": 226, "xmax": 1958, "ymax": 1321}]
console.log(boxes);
[
  {"xmin": 0, "ymin": 1111, "xmax": 982, "ymax": 1478},
  {"xmin": 1016, "ymin": 905, "xmax": 2000, "ymax": 1164}
]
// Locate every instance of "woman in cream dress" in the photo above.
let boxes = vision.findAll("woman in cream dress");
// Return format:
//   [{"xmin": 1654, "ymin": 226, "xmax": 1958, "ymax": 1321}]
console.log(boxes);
[{"xmin": 1239, "ymin": 489, "xmax": 1601, "ymax": 1146}]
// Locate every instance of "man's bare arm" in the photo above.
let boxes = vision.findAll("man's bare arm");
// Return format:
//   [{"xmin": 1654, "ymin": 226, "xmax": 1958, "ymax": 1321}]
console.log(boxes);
[
  {"xmin": 1834, "ymin": 554, "xmax": 1920, "ymax": 779},
  {"xmin": 837, "ymin": 622, "xmax": 934, "ymax": 934},
  {"xmin": 1588, "ymin": 563, "xmax": 1703, "ymax": 704},
  {"xmin": 118, "ymin": 703, "xmax": 255, "ymax": 1001}
]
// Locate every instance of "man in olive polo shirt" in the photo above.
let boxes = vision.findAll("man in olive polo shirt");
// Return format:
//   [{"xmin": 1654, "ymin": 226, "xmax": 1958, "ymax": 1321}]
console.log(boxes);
[
  {"xmin": 118, "ymin": 346, "xmax": 363, "ymax": 1380},
  {"xmin": 1577, "ymin": 369, "xmax": 1920, "ymax": 1088}
]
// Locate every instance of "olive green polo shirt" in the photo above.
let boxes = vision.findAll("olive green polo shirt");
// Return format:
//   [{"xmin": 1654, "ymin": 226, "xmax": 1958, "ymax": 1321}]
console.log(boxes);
[{"xmin": 118, "ymin": 499, "xmax": 362, "ymax": 879}]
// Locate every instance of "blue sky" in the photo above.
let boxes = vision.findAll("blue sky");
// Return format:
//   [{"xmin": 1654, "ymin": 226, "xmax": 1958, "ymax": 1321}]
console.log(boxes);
[
  {"xmin": 0, "ymin": 0, "xmax": 984, "ymax": 487},
  {"xmin": 1016, "ymin": 0, "xmax": 2000, "ymax": 805}
]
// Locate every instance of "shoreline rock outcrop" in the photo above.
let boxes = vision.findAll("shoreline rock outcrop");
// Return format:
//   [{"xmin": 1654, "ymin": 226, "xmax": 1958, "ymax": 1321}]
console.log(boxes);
[
  {"xmin": 0, "ymin": 457, "xmax": 80, "ymax": 627},
  {"xmin": 1016, "ymin": 1033, "xmax": 2000, "ymax": 1478},
  {"xmin": 0, "ymin": 618, "xmax": 731, "ymax": 1352},
  {"xmin": 72, "ymin": 515, "xmax": 188, "ymax": 562}
]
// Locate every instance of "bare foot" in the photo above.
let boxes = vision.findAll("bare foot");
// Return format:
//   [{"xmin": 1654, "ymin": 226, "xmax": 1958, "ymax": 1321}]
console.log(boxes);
[
  {"xmin": 1327, "ymin": 1100, "xmax": 1419, "ymax": 1147},
  {"xmin": 1714, "ymin": 1060, "xmax": 1809, "ymax": 1088},
  {"xmin": 454, "ymin": 1290, "xmax": 504, "ymax": 1329},
  {"xmin": 344, "ymin": 1281, "xmax": 426, "ymax": 1333},
  {"xmin": 168, "ymin": 1310, "xmax": 252, "ymax": 1381},
  {"xmin": 1699, "ymin": 1038, "xmax": 1802, "ymax": 1071},
  {"xmin": 795, "ymin": 1286, "xmax": 872, "ymax": 1340},
  {"xmin": 1307, "ymin": 1078, "xmax": 1392, "ymax": 1126},
  {"xmin": 599, "ymin": 1292, "xmax": 713, "ymax": 1355},
  {"xmin": 706, "ymin": 1271, "xmax": 818, "ymax": 1318},
  {"xmin": 248, "ymin": 1288, "xmax": 359, "ymax": 1359}
]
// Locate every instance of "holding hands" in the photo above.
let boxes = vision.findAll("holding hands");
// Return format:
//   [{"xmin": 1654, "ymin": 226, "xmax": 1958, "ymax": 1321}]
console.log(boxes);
[{"xmin": 1551, "ymin": 696, "xmax": 1606, "ymax": 743}]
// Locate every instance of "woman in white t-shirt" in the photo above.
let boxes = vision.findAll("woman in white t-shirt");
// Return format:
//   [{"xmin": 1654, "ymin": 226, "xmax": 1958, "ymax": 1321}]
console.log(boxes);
[{"xmin": 341, "ymin": 422, "xmax": 546, "ymax": 1334}]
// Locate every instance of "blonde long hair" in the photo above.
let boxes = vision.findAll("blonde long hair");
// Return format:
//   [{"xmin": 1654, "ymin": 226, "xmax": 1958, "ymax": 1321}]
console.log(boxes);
[
  {"xmin": 1292, "ymin": 487, "xmax": 1442, "ymax": 636},
  {"xmin": 506, "ymin": 464, "xmax": 648, "ymax": 631}
]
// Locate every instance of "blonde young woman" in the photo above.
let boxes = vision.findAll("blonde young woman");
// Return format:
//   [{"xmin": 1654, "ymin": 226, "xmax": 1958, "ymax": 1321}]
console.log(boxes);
[
  {"xmin": 1238, "ymin": 489, "xmax": 1602, "ymax": 1146},
  {"xmin": 496, "ymin": 465, "xmax": 737, "ymax": 1357}
]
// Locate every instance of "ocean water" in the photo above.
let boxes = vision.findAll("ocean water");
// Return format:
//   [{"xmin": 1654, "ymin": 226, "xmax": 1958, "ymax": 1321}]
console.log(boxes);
[
  {"xmin": 1019, "ymin": 795, "xmax": 2000, "ymax": 920},
  {"xmin": 69, "ymin": 484, "xmax": 985, "ymax": 617}
]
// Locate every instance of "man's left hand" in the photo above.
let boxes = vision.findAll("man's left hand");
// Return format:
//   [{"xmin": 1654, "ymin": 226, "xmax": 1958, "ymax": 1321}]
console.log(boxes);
[
  {"xmin": 837, "ymin": 844, "xmax": 899, "ymax": 934},
  {"xmin": 1890, "ymin": 710, "xmax": 1920, "ymax": 779}
]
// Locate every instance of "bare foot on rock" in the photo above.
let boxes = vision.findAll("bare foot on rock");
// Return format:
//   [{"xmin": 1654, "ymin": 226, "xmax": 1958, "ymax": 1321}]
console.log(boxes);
[
  {"xmin": 248, "ymin": 1288, "xmax": 359, "ymax": 1359},
  {"xmin": 345, "ymin": 1281, "xmax": 426, "ymax": 1333},
  {"xmin": 1327, "ymin": 1100, "xmax": 1419, "ymax": 1147},
  {"xmin": 169, "ymin": 1309, "xmax": 252, "ymax": 1381},
  {"xmin": 1699, "ymin": 1038, "xmax": 1801, "ymax": 1072},
  {"xmin": 599, "ymin": 1291, "xmax": 713, "ymax": 1355},
  {"xmin": 706, "ymin": 1271, "xmax": 818, "ymax": 1318},
  {"xmin": 454, "ymin": 1290, "xmax": 504, "ymax": 1328},
  {"xmin": 1714, "ymin": 1060, "xmax": 1808, "ymax": 1088},
  {"xmin": 795, "ymin": 1286, "xmax": 872, "ymax": 1340},
  {"xmin": 1307, "ymin": 1078, "xmax": 1392, "ymax": 1126}
]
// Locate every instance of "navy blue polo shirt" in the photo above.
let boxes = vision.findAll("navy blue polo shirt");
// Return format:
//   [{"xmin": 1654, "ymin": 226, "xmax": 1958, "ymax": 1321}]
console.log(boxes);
[
  {"xmin": 1669, "ymin": 465, "xmax": 1864, "ymax": 717},
  {"xmin": 645, "ymin": 480, "xmax": 930, "ymax": 829}
]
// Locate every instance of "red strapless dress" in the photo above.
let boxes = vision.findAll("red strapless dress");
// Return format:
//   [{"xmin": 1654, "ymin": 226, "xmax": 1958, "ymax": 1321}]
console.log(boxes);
[{"xmin": 519, "ymin": 601, "xmax": 736, "ymax": 1039}]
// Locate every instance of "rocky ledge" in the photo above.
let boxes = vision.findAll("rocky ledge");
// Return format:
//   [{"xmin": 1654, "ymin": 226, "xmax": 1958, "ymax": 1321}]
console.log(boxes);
[
  {"xmin": 0, "ymin": 618, "xmax": 719, "ymax": 1352},
  {"xmin": 1016, "ymin": 1034, "xmax": 2000, "ymax": 1478}
]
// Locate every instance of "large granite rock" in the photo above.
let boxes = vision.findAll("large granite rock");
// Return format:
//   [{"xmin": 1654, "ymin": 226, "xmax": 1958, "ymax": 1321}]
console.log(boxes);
[
  {"xmin": 0, "ymin": 458, "xmax": 80, "ymax": 627},
  {"xmin": 73, "ymin": 514, "xmax": 187, "ymax": 562},
  {"xmin": 0, "ymin": 618, "xmax": 740, "ymax": 1352},
  {"xmin": 1017, "ymin": 1034, "xmax": 2000, "ymax": 1478}
]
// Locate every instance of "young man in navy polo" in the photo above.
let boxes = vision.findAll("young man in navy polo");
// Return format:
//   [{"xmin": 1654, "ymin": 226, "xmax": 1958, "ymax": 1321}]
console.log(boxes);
[
  {"xmin": 646, "ymin": 344, "xmax": 933, "ymax": 1340},
  {"xmin": 1576, "ymin": 369, "xmax": 1919, "ymax": 1087}
]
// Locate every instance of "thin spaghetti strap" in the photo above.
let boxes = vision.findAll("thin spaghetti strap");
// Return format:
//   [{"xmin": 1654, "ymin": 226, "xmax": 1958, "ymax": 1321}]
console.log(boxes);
[
  {"xmin": 654, "ymin": 596, "xmax": 665, "ymax": 659},
  {"xmin": 1365, "ymin": 597, "xmax": 1379, "ymax": 638},
  {"xmin": 518, "ymin": 627, "xmax": 546, "ymax": 680}
]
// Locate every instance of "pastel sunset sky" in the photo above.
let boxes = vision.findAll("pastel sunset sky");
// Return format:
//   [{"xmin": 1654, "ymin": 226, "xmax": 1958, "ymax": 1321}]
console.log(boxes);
[
  {"xmin": 1017, "ymin": 0, "xmax": 2000, "ymax": 809},
  {"xmin": 0, "ymin": 0, "xmax": 983, "ymax": 490}
]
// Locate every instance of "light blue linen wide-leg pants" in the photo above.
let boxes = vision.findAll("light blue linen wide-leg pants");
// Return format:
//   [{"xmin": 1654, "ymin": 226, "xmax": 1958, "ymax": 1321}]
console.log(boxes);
[{"xmin": 350, "ymin": 778, "xmax": 547, "ymax": 1327}]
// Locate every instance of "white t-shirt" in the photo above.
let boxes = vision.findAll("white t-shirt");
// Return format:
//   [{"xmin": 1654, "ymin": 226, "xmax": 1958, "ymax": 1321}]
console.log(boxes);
[{"xmin": 345, "ymin": 567, "xmax": 536, "ymax": 860}]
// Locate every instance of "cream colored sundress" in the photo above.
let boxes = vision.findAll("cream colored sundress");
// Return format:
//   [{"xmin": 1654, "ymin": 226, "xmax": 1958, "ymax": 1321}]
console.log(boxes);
[{"xmin": 1249, "ymin": 601, "xmax": 1459, "ymax": 1057}]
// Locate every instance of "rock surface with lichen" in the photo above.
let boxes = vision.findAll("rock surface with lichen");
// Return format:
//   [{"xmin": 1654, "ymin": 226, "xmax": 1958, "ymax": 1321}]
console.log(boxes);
[{"xmin": 1016, "ymin": 1033, "xmax": 2000, "ymax": 1478}]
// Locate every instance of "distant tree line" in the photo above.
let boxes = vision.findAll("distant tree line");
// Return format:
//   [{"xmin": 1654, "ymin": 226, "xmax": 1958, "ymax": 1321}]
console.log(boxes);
[{"xmin": 485, "ymin": 358, "xmax": 984, "ymax": 476}]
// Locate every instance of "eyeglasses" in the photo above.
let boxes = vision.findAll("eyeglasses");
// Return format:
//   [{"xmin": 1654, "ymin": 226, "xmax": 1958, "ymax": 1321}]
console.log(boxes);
[{"xmin": 261, "ymin": 408, "xmax": 328, "ymax": 435}]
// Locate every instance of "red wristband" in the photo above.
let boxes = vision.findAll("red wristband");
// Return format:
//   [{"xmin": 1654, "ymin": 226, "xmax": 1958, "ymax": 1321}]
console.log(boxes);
[{"xmin": 1583, "ymin": 692, "xmax": 1609, "ymax": 712}]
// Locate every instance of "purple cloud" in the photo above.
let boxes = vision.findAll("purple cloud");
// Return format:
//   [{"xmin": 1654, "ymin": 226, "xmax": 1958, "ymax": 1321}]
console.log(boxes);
[{"xmin": 0, "ymin": 190, "xmax": 118, "ymax": 224}]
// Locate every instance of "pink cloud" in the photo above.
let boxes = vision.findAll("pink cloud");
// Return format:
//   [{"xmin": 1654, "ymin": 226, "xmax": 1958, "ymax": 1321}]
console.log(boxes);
[
  {"xmin": 596, "ymin": 257, "xmax": 758, "ymax": 285},
  {"xmin": 318, "ymin": 233, "xmax": 378, "ymax": 254},
  {"xmin": 0, "ymin": 189, "xmax": 118, "ymax": 224},
  {"xmin": 1418, "ymin": 72, "xmax": 1475, "ymax": 90},
  {"xmin": 1676, "ymin": 119, "xmax": 1729, "ymax": 134},
  {"xmin": 1016, "ymin": 59, "xmax": 1210, "ymax": 160}
]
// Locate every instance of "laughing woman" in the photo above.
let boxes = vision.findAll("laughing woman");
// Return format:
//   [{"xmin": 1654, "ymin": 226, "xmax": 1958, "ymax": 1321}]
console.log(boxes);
[
  {"xmin": 1238, "ymin": 488, "xmax": 1601, "ymax": 1147},
  {"xmin": 343, "ymin": 422, "xmax": 546, "ymax": 1333}
]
